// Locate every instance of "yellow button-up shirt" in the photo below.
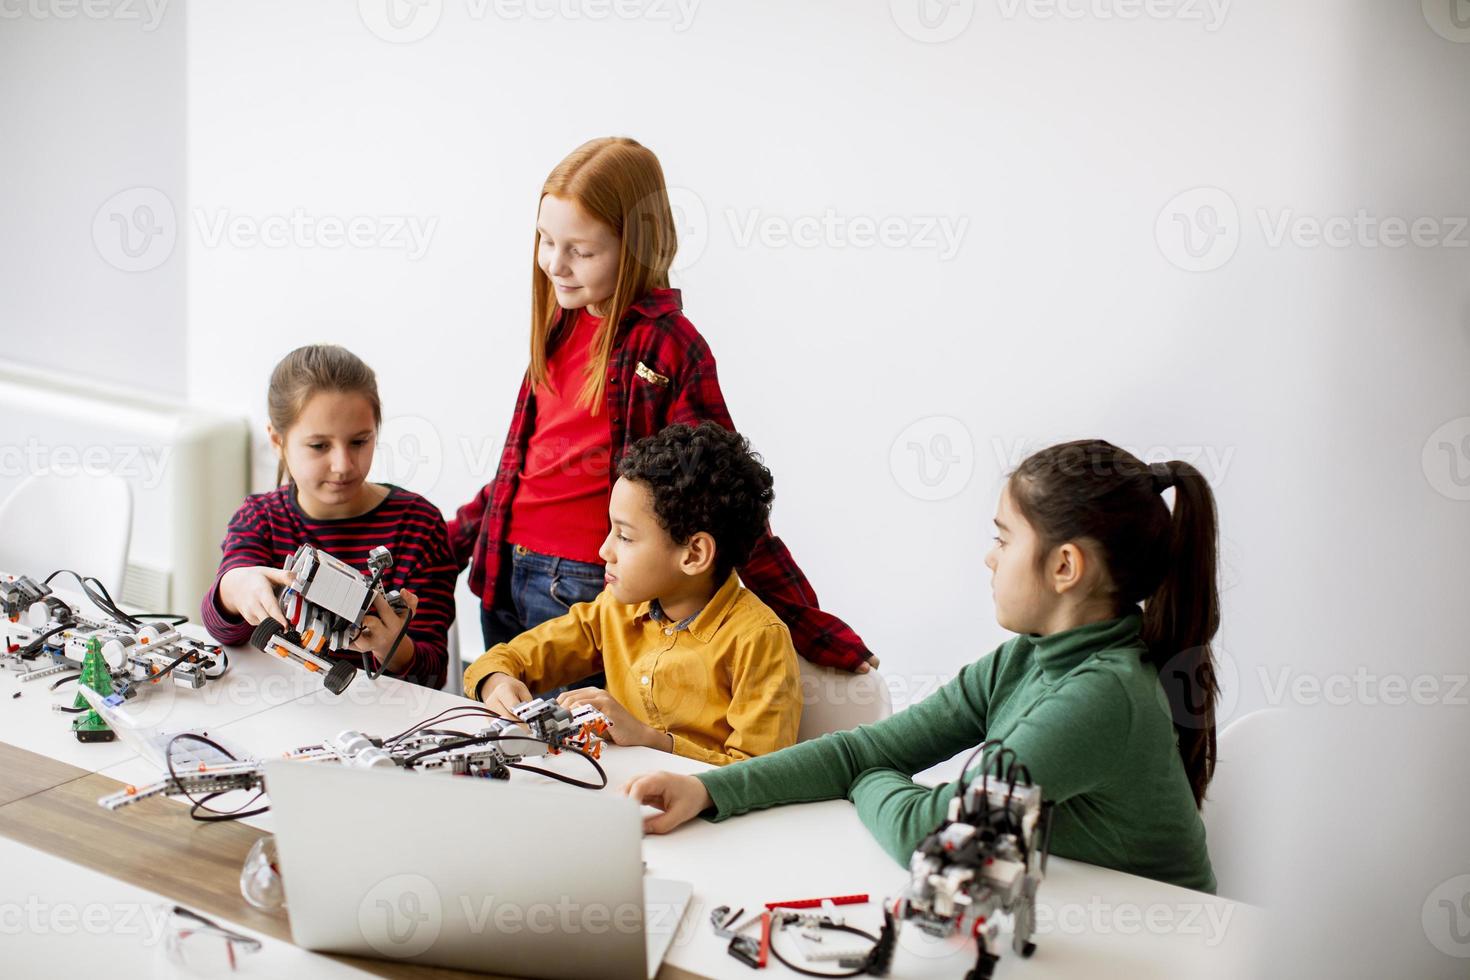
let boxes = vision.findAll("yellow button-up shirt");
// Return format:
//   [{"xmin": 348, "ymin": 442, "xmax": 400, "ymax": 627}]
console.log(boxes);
[{"xmin": 463, "ymin": 572, "xmax": 801, "ymax": 766}]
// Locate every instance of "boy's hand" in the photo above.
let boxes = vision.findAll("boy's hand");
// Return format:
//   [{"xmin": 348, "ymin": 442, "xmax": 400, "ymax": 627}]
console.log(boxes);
[
  {"xmin": 622, "ymin": 772, "xmax": 712, "ymax": 834},
  {"xmin": 856, "ymin": 653, "xmax": 881, "ymax": 673},
  {"xmin": 479, "ymin": 672, "xmax": 534, "ymax": 718},
  {"xmin": 557, "ymin": 688, "xmax": 668, "ymax": 751},
  {"xmin": 218, "ymin": 566, "xmax": 296, "ymax": 627}
]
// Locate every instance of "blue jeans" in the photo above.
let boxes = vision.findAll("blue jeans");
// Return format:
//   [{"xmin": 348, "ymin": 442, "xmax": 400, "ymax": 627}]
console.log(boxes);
[{"xmin": 479, "ymin": 544, "xmax": 608, "ymax": 695}]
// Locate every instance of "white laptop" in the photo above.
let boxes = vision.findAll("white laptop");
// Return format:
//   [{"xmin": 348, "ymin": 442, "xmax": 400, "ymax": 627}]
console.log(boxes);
[{"xmin": 263, "ymin": 760, "xmax": 693, "ymax": 980}]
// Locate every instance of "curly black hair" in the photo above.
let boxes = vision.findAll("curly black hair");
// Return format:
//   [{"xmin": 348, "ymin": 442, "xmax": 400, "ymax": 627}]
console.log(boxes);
[{"xmin": 617, "ymin": 421, "xmax": 775, "ymax": 580}]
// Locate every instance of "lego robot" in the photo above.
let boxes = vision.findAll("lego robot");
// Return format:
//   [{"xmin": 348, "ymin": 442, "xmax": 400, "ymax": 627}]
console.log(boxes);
[
  {"xmin": 895, "ymin": 748, "xmax": 1054, "ymax": 980},
  {"xmin": 2, "ymin": 575, "xmax": 223, "ymax": 694},
  {"xmin": 249, "ymin": 544, "xmax": 410, "ymax": 695}
]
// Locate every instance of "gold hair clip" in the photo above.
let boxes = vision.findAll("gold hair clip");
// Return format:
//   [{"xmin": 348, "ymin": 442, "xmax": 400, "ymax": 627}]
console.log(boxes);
[{"xmin": 635, "ymin": 361, "xmax": 671, "ymax": 387}]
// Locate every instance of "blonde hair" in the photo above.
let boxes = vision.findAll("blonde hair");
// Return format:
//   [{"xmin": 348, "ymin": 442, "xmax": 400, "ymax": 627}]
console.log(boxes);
[
  {"xmin": 267, "ymin": 344, "xmax": 382, "ymax": 486},
  {"xmin": 529, "ymin": 137, "xmax": 678, "ymax": 412}
]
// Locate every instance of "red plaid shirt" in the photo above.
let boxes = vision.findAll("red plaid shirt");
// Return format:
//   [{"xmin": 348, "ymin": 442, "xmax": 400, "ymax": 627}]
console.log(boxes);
[{"xmin": 449, "ymin": 288, "xmax": 870, "ymax": 672}]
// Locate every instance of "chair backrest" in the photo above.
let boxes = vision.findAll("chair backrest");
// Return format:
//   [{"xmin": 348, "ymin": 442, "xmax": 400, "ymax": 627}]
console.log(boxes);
[
  {"xmin": 0, "ymin": 472, "xmax": 133, "ymax": 596},
  {"xmin": 442, "ymin": 618, "xmax": 463, "ymax": 696},
  {"xmin": 796, "ymin": 658, "xmax": 893, "ymax": 742},
  {"xmin": 1202, "ymin": 707, "xmax": 1287, "ymax": 903}
]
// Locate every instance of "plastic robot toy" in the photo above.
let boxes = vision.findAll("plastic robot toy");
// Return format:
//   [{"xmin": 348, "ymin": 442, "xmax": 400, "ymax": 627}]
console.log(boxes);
[
  {"xmin": 510, "ymin": 697, "xmax": 614, "ymax": 758},
  {"xmin": 249, "ymin": 544, "xmax": 410, "ymax": 695},
  {"xmin": 895, "ymin": 746, "xmax": 1054, "ymax": 980},
  {"xmin": 2, "ymin": 575, "xmax": 224, "ymax": 696}
]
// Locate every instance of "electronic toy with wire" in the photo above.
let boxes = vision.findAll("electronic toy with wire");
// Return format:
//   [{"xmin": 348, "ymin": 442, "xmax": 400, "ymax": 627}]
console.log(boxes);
[
  {"xmin": 96, "ymin": 699, "xmax": 613, "ymax": 821},
  {"xmin": 248, "ymin": 544, "xmax": 410, "ymax": 696},
  {"xmin": 895, "ymin": 741, "xmax": 1054, "ymax": 980},
  {"xmin": 1, "ymin": 571, "xmax": 226, "ymax": 701}
]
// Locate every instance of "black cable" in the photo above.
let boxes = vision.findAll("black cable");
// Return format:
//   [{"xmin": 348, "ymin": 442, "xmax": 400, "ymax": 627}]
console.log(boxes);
[
  {"xmin": 359, "ymin": 603, "xmax": 414, "ymax": 681},
  {"xmin": 44, "ymin": 570, "xmax": 138, "ymax": 628},
  {"xmin": 402, "ymin": 732, "xmax": 608, "ymax": 790},
  {"xmin": 506, "ymin": 742, "xmax": 608, "ymax": 791},
  {"xmin": 382, "ymin": 704, "xmax": 509, "ymax": 745},
  {"xmin": 19, "ymin": 624, "xmax": 69, "ymax": 658},
  {"xmin": 956, "ymin": 739, "xmax": 997, "ymax": 817},
  {"xmin": 766, "ymin": 916, "xmax": 887, "ymax": 978},
  {"xmin": 48, "ymin": 671, "xmax": 80, "ymax": 691},
  {"xmin": 134, "ymin": 613, "xmax": 189, "ymax": 626},
  {"xmin": 400, "ymin": 732, "xmax": 524, "ymax": 767},
  {"xmin": 147, "ymin": 647, "xmax": 201, "ymax": 681},
  {"xmin": 166, "ymin": 733, "xmax": 270, "ymax": 822}
]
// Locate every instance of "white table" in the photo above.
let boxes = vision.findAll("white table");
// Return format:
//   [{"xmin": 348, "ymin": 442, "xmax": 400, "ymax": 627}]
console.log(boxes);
[
  {"xmin": 0, "ymin": 834, "xmax": 372, "ymax": 979},
  {"xmin": 2, "ymin": 595, "xmax": 1263, "ymax": 979}
]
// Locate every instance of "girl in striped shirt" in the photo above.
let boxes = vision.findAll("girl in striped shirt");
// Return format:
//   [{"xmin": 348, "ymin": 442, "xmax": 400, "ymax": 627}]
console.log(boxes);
[{"xmin": 202, "ymin": 345, "xmax": 457, "ymax": 689}]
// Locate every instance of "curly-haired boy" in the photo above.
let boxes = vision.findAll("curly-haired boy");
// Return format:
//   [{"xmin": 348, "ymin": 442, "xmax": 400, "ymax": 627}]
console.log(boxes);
[{"xmin": 465, "ymin": 421, "xmax": 802, "ymax": 765}]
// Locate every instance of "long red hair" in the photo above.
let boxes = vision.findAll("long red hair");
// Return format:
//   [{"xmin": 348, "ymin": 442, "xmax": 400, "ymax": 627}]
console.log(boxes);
[{"xmin": 529, "ymin": 137, "xmax": 678, "ymax": 412}]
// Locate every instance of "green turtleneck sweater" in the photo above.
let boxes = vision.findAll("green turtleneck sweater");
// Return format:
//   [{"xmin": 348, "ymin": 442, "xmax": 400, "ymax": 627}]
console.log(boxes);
[{"xmin": 696, "ymin": 613, "xmax": 1216, "ymax": 894}]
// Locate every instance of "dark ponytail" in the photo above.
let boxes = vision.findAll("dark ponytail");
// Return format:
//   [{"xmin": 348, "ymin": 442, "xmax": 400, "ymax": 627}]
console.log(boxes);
[
  {"xmin": 1140, "ymin": 458, "xmax": 1220, "ymax": 808},
  {"xmin": 1009, "ymin": 441, "xmax": 1221, "ymax": 807}
]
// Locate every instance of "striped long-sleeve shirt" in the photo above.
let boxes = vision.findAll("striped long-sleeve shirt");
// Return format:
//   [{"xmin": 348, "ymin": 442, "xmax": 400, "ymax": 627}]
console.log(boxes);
[{"xmin": 201, "ymin": 484, "xmax": 457, "ymax": 689}]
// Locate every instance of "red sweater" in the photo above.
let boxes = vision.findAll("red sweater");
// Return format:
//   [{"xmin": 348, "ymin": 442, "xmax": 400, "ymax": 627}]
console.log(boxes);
[
  {"xmin": 202, "ymin": 484, "xmax": 456, "ymax": 689},
  {"xmin": 504, "ymin": 307, "xmax": 614, "ymax": 563}
]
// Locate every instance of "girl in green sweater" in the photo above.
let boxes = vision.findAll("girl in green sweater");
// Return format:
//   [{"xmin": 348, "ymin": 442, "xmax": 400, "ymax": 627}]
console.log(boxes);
[{"xmin": 623, "ymin": 439, "xmax": 1221, "ymax": 893}]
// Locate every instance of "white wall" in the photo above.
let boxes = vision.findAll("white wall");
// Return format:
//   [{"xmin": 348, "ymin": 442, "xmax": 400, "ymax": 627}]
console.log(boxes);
[
  {"xmin": 0, "ymin": 0, "xmax": 186, "ymax": 390},
  {"xmin": 184, "ymin": 0, "xmax": 1409, "ymax": 714},
  {"xmin": 74, "ymin": 1, "xmax": 1467, "ymax": 972}
]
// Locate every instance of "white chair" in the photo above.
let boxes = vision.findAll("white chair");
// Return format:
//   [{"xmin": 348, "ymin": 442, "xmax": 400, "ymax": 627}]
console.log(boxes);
[
  {"xmin": 0, "ymin": 472, "xmax": 133, "ymax": 596},
  {"xmin": 442, "ymin": 619, "xmax": 463, "ymax": 696},
  {"xmin": 796, "ymin": 658, "xmax": 894, "ymax": 742},
  {"xmin": 1202, "ymin": 707, "xmax": 1287, "ymax": 904}
]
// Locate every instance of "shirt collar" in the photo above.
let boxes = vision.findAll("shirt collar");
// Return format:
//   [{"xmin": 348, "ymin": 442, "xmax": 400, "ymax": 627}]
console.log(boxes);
[
  {"xmin": 627, "ymin": 287, "xmax": 682, "ymax": 319},
  {"xmin": 1029, "ymin": 611, "xmax": 1143, "ymax": 682},
  {"xmin": 634, "ymin": 570, "xmax": 742, "ymax": 643}
]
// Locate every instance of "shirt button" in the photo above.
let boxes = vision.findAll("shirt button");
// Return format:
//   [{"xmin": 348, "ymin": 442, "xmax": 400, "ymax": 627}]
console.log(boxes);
[
  {"xmin": 641, "ymin": 676, "xmax": 649, "ymax": 685},
  {"xmin": 664, "ymin": 627, "xmax": 673, "ymax": 636}
]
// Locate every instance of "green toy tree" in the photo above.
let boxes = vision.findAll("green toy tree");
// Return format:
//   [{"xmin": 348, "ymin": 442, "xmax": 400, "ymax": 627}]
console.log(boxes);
[{"xmin": 72, "ymin": 636, "xmax": 117, "ymax": 743}]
